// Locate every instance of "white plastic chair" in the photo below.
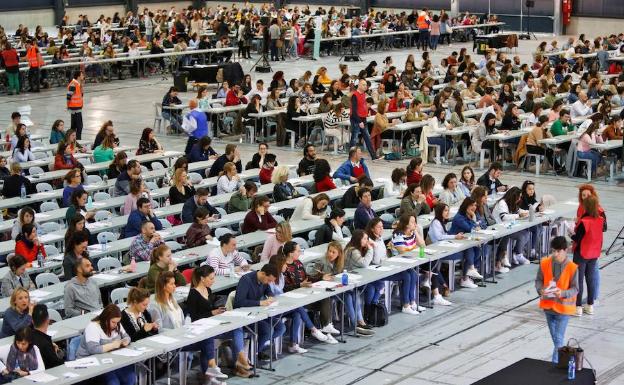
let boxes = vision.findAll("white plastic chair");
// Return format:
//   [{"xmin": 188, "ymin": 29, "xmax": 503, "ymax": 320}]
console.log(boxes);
[
  {"xmin": 87, "ymin": 175, "xmax": 102, "ymax": 184},
  {"xmin": 295, "ymin": 186, "xmax": 309, "ymax": 196},
  {"xmin": 165, "ymin": 240, "xmax": 182, "ymax": 251},
  {"xmin": 110, "ymin": 287, "xmax": 130, "ymax": 305},
  {"xmin": 97, "ymin": 231, "xmax": 119, "ymax": 244},
  {"xmin": 40, "ymin": 222, "xmax": 60, "ymax": 234},
  {"xmin": 151, "ymin": 162, "xmax": 165, "ymax": 170},
  {"xmin": 95, "ymin": 210, "xmax": 112, "ymax": 222},
  {"xmin": 308, "ymin": 230, "xmax": 317, "ymax": 247},
  {"xmin": 44, "ymin": 245, "xmax": 59, "ymax": 258},
  {"xmin": 40, "ymin": 201, "xmax": 60, "ymax": 212},
  {"xmin": 342, "ymin": 226, "xmax": 352, "ymax": 237},
  {"xmin": 94, "ymin": 192, "xmax": 111, "ymax": 202},
  {"xmin": 35, "ymin": 182, "xmax": 53, "ymax": 193},
  {"xmin": 292, "ymin": 237, "xmax": 308, "ymax": 251},
  {"xmin": 29, "ymin": 166, "xmax": 44, "ymax": 176},
  {"xmin": 48, "ymin": 308, "xmax": 62, "ymax": 322},
  {"xmin": 140, "ymin": 165, "xmax": 149, "ymax": 173},
  {"xmin": 153, "ymin": 102, "xmax": 163, "ymax": 133},
  {"xmin": 215, "ymin": 227, "xmax": 234, "ymax": 239},
  {"xmin": 188, "ymin": 172, "xmax": 203, "ymax": 185},
  {"xmin": 97, "ymin": 257, "xmax": 121, "ymax": 272},
  {"xmin": 146, "ymin": 181, "xmax": 158, "ymax": 191},
  {"xmin": 216, "ymin": 207, "xmax": 227, "ymax": 218},
  {"xmin": 36, "ymin": 273, "xmax": 60, "ymax": 288},
  {"xmin": 273, "ymin": 215, "xmax": 286, "ymax": 224}
]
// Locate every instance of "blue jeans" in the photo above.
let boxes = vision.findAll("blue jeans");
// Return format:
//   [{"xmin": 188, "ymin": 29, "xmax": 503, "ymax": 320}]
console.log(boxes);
[
  {"xmin": 427, "ymin": 136, "xmax": 452, "ymax": 158},
  {"xmin": 364, "ymin": 281, "xmax": 385, "ymax": 305},
  {"xmin": 507, "ymin": 230, "xmax": 530, "ymax": 255},
  {"xmin": 430, "ymin": 34, "xmax": 440, "ymax": 49},
  {"xmin": 205, "ymin": 329, "xmax": 245, "ymax": 360},
  {"xmin": 290, "ymin": 307, "xmax": 315, "ymax": 344},
  {"xmin": 184, "ymin": 338, "xmax": 213, "ymax": 373},
  {"xmin": 345, "ymin": 290, "xmax": 364, "ymax": 324},
  {"xmin": 592, "ymin": 262, "xmax": 600, "ymax": 302},
  {"xmin": 257, "ymin": 318, "xmax": 286, "ymax": 351},
  {"xmin": 573, "ymin": 257, "xmax": 597, "ymax": 306},
  {"xmin": 576, "ymin": 150, "xmax": 602, "ymax": 173},
  {"xmin": 162, "ymin": 111, "xmax": 182, "ymax": 132},
  {"xmin": 387, "ymin": 270, "xmax": 417, "ymax": 305},
  {"xmin": 463, "ymin": 247, "xmax": 479, "ymax": 275},
  {"xmin": 545, "ymin": 312, "xmax": 569, "ymax": 363},
  {"xmin": 102, "ymin": 365, "xmax": 136, "ymax": 385},
  {"xmin": 349, "ymin": 118, "xmax": 376, "ymax": 159},
  {"xmin": 529, "ymin": 225, "xmax": 543, "ymax": 253},
  {"xmin": 418, "ymin": 29, "xmax": 430, "ymax": 50}
]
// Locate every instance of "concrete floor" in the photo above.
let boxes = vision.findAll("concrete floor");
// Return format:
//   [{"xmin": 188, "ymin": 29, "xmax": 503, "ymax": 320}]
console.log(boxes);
[{"xmin": 2, "ymin": 35, "xmax": 624, "ymax": 385}]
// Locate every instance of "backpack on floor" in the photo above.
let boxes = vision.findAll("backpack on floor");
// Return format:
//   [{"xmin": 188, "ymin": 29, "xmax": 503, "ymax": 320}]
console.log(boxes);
[{"xmin": 364, "ymin": 303, "xmax": 388, "ymax": 327}]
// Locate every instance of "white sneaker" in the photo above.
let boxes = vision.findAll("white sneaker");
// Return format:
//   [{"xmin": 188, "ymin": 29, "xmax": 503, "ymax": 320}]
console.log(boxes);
[
  {"xmin": 412, "ymin": 304, "xmax": 426, "ymax": 312},
  {"xmin": 583, "ymin": 304, "xmax": 594, "ymax": 315},
  {"xmin": 402, "ymin": 306, "xmax": 420, "ymax": 315},
  {"xmin": 433, "ymin": 294, "xmax": 452, "ymax": 306},
  {"xmin": 209, "ymin": 379, "xmax": 226, "ymax": 385},
  {"xmin": 502, "ymin": 256, "xmax": 511, "ymax": 268},
  {"xmin": 495, "ymin": 266, "xmax": 510, "ymax": 274},
  {"xmin": 575, "ymin": 306, "xmax": 583, "ymax": 317},
  {"xmin": 311, "ymin": 328, "xmax": 329, "ymax": 342},
  {"xmin": 288, "ymin": 344, "xmax": 308, "ymax": 354},
  {"xmin": 325, "ymin": 334, "xmax": 339, "ymax": 344},
  {"xmin": 466, "ymin": 267, "xmax": 483, "ymax": 280},
  {"xmin": 205, "ymin": 367, "xmax": 228, "ymax": 380},
  {"xmin": 321, "ymin": 323, "xmax": 341, "ymax": 335},
  {"xmin": 514, "ymin": 254, "xmax": 530, "ymax": 265},
  {"xmin": 460, "ymin": 277, "xmax": 478, "ymax": 288}
]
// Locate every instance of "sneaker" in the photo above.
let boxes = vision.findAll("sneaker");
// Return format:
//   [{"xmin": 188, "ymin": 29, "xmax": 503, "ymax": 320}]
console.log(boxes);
[
  {"xmin": 321, "ymin": 323, "xmax": 341, "ymax": 335},
  {"xmin": 411, "ymin": 304, "xmax": 426, "ymax": 312},
  {"xmin": 205, "ymin": 367, "xmax": 228, "ymax": 380},
  {"xmin": 288, "ymin": 344, "xmax": 308, "ymax": 354},
  {"xmin": 575, "ymin": 306, "xmax": 583, "ymax": 317},
  {"xmin": 311, "ymin": 328, "xmax": 329, "ymax": 342},
  {"xmin": 209, "ymin": 379, "xmax": 226, "ymax": 385},
  {"xmin": 325, "ymin": 334, "xmax": 339, "ymax": 344},
  {"xmin": 402, "ymin": 306, "xmax": 420, "ymax": 315},
  {"xmin": 583, "ymin": 304, "xmax": 594, "ymax": 315},
  {"xmin": 421, "ymin": 278, "xmax": 431, "ymax": 289},
  {"xmin": 460, "ymin": 277, "xmax": 478, "ymax": 288},
  {"xmin": 356, "ymin": 326, "xmax": 375, "ymax": 336},
  {"xmin": 433, "ymin": 294, "xmax": 452, "ymax": 306},
  {"xmin": 502, "ymin": 256, "xmax": 512, "ymax": 268},
  {"xmin": 466, "ymin": 268, "xmax": 483, "ymax": 280},
  {"xmin": 514, "ymin": 254, "xmax": 530, "ymax": 265},
  {"xmin": 495, "ymin": 266, "xmax": 510, "ymax": 274}
]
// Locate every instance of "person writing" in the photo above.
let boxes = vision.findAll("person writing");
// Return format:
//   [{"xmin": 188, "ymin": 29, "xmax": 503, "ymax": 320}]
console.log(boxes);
[
  {"xmin": 185, "ymin": 207, "xmax": 214, "ymax": 248},
  {"xmin": 121, "ymin": 287, "xmax": 158, "ymax": 342},
  {"xmin": 204, "ymin": 233, "xmax": 249, "ymax": 276},
  {"xmin": 535, "ymin": 236, "xmax": 578, "ymax": 364},
  {"xmin": 241, "ymin": 196, "xmax": 277, "ymax": 234},
  {"xmin": 291, "ymin": 193, "xmax": 330, "ymax": 222}
]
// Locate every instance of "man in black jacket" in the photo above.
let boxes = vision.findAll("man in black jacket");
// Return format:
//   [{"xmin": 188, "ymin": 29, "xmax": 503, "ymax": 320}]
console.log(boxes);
[
  {"xmin": 476, "ymin": 162, "xmax": 507, "ymax": 195},
  {"xmin": 207, "ymin": 144, "xmax": 242, "ymax": 178},
  {"xmin": 30, "ymin": 304, "xmax": 64, "ymax": 369},
  {"xmin": 181, "ymin": 187, "xmax": 219, "ymax": 223}
]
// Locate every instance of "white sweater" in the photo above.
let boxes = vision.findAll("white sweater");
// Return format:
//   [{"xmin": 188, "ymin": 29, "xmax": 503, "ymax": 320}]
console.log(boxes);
[
  {"xmin": 492, "ymin": 200, "xmax": 527, "ymax": 223},
  {"xmin": 290, "ymin": 197, "xmax": 324, "ymax": 221}
]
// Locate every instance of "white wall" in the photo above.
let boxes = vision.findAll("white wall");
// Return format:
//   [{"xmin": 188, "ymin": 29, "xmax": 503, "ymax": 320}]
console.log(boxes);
[
  {"xmin": 65, "ymin": 5, "xmax": 126, "ymax": 23},
  {"xmin": 0, "ymin": 9, "xmax": 54, "ymax": 33},
  {"xmin": 566, "ymin": 16, "xmax": 622, "ymax": 37}
]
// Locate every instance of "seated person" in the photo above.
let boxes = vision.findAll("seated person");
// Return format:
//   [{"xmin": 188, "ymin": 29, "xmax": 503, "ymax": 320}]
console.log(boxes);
[
  {"xmin": 31, "ymin": 304, "xmax": 65, "ymax": 369},
  {"xmin": 124, "ymin": 197, "xmax": 163, "ymax": 238},
  {"xmin": 258, "ymin": 154, "xmax": 277, "ymax": 185},
  {"xmin": 63, "ymin": 257, "xmax": 103, "ymax": 318},
  {"xmin": 0, "ymin": 288, "xmax": 33, "ymax": 338},
  {"xmin": 241, "ymin": 196, "xmax": 277, "ymax": 234},
  {"xmin": 476, "ymin": 162, "xmax": 507, "ymax": 195},
  {"xmin": 1, "ymin": 254, "xmax": 34, "ymax": 298},
  {"xmin": 207, "ymin": 144, "xmax": 242, "ymax": 178},
  {"xmin": 291, "ymin": 193, "xmax": 331, "ymax": 222},
  {"xmin": 120, "ymin": 288, "xmax": 158, "ymax": 342},
  {"xmin": 185, "ymin": 207, "xmax": 214, "ymax": 248},
  {"xmin": 63, "ymin": 231, "xmax": 89, "ymax": 280},
  {"xmin": 114, "ymin": 159, "xmax": 141, "ymax": 197},
  {"xmin": 203, "ymin": 233, "xmax": 249, "ymax": 275},
  {"xmin": 189, "ymin": 136, "xmax": 218, "ymax": 163},
  {"xmin": 181, "ymin": 187, "xmax": 219, "ymax": 224},
  {"xmin": 227, "ymin": 181, "xmax": 257, "ymax": 213},
  {"xmin": 272, "ymin": 165, "xmax": 300, "ymax": 202},
  {"xmin": 342, "ymin": 176, "xmax": 373, "ymax": 209},
  {"xmin": 146, "ymin": 244, "xmax": 186, "ymax": 293},
  {"xmin": 333, "ymin": 147, "xmax": 371, "ymax": 184},
  {"xmin": 3, "ymin": 327, "xmax": 45, "ymax": 378},
  {"xmin": 128, "ymin": 221, "xmax": 164, "ymax": 262},
  {"xmin": 297, "ymin": 144, "xmax": 317, "ymax": 176},
  {"xmin": 14, "ymin": 224, "xmax": 46, "ymax": 264},
  {"xmin": 353, "ymin": 187, "xmax": 376, "ymax": 230}
]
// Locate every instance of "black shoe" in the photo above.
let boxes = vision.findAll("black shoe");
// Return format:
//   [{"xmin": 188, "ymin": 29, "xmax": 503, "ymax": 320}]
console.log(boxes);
[{"xmin": 257, "ymin": 352, "xmax": 270, "ymax": 361}]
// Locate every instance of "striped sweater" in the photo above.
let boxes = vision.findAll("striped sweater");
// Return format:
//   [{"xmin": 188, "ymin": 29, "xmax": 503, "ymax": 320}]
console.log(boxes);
[{"xmin": 203, "ymin": 246, "xmax": 248, "ymax": 276}]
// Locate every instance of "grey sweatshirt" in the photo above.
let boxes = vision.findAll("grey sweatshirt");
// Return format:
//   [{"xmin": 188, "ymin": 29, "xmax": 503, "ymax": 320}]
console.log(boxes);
[{"xmin": 64, "ymin": 277, "xmax": 103, "ymax": 318}]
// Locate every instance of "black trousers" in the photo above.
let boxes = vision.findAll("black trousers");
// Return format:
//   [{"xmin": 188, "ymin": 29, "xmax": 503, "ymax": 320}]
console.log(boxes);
[
  {"xmin": 28, "ymin": 67, "xmax": 40, "ymax": 91},
  {"xmin": 573, "ymin": 256, "xmax": 596, "ymax": 306},
  {"xmin": 71, "ymin": 111, "xmax": 83, "ymax": 140}
]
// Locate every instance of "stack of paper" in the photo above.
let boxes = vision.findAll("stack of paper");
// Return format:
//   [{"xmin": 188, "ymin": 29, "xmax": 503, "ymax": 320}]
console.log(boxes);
[
  {"xmin": 25, "ymin": 372, "xmax": 58, "ymax": 383},
  {"xmin": 311, "ymin": 280, "xmax": 340, "ymax": 289},
  {"xmin": 111, "ymin": 348, "xmax": 144, "ymax": 357}
]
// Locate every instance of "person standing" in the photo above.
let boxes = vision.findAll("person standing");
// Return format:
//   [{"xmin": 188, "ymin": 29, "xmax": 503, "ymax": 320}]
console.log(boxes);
[
  {"xmin": 417, "ymin": 8, "xmax": 431, "ymax": 51},
  {"xmin": 1, "ymin": 42, "xmax": 20, "ymax": 95},
  {"xmin": 24, "ymin": 39, "xmax": 43, "ymax": 92},
  {"xmin": 535, "ymin": 236, "xmax": 578, "ymax": 364},
  {"xmin": 350, "ymin": 79, "xmax": 377, "ymax": 160},
  {"xmin": 67, "ymin": 71, "xmax": 85, "ymax": 139},
  {"xmin": 183, "ymin": 99, "xmax": 209, "ymax": 155}
]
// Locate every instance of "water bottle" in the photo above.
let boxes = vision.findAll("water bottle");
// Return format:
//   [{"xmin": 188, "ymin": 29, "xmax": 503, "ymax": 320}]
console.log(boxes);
[
  {"xmin": 102, "ymin": 174, "xmax": 109, "ymax": 186},
  {"xmin": 20, "ymin": 185, "xmax": 26, "ymax": 199},
  {"xmin": 341, "ymin": 270, "xmax": 348, "ymax": 286},
  {"xmin": 130, "ymin": 256, "xmax": 137, "ymax": 273},
  {"xmin": 37, "ymin": 250, "xmax": 45, "ymax": 268},
  {"xmin": 470, "ymin": 227, "xmax": 476, "ymax": 240},
  {"xmin": 529, "ymin": 205, "xmax": 535, "ymax": 222},
  {"xmin": 100, "ymin": 234, "xmax": 107, "ymax": 251},
  {"xmin": 419, "ymin": 245, "xmax": 425, "ymax": 258},
  {"xmin": 87, "ymin": 195, "xmax": 94, "ymax": 210},
  {"xmin": 165, "ymin": 198, "xmax": 170, "ymax": 207},
  {"xmin": 568, "ymin": 356, "xmax": 576, "ymax": 380},
  {"xmin": 185, "ymin": 315, "xmax": 192, "ymax": 325},
  {"xmin": 229, "ymin": 264, "xmax": 235, "ymax": 277}
]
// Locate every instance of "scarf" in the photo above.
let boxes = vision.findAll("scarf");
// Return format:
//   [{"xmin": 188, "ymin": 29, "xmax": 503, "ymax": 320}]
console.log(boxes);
[{"xmin": 6, "ymin": 344, "xmax": 38, "ymax": 372}]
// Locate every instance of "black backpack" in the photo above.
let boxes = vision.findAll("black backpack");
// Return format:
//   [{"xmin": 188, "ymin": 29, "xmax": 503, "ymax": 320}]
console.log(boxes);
[{"xmin": 364, "ymin": 303, "xmax": 388, "ymax": 327}]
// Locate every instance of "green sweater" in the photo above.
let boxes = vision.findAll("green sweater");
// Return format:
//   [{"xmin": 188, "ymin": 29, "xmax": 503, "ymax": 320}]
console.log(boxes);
[
  {"xmin": 550, "ymin": 119, "xmax": 573, "ymax": 137},
  {"xmin": 146, "ymin": 263, "xmax": 187, "ymax": 293},
  {"xmin": 228, "ymin": 191, "xmax": 251, "ymax": 213}
]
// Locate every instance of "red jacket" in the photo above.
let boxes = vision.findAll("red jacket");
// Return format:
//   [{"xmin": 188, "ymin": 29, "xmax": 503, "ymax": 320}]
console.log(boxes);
[
  {"xmin": 259, "ymin": 166, "xmax": 273, "ymax": 185},
  {"xmin": 225, "ymin": 89, "xmax": 247, "ymax": 106},
  {"xmin": 15, "ymin": 240, "xmax": 47, "ymax": 263},
  {"xmin": 54, "ymin": 154, "xmax": 78, "ymax": 170},
  {"xmin": 1, "ymin": 49, "xmax": 19, "ymax": 68},
  {"xmin": 315, "ymin": 176, "xmax": 337, "ymax": 193},
  {"xmin": 574, "ymin": 215, "xmax": 604, "ymax": 259},
  {"xmin": 241, "ymin": 210, "xmax": 277, "ymax": 234},
  {"xmin": 406, "ymin": 170, "xmax": 422, "ymax": 186}
]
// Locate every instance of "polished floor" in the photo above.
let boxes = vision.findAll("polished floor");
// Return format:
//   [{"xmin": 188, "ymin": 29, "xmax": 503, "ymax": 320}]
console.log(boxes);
[{"xmin": 1, "ymin": 35, "xmax": 624, "ymax": 385}]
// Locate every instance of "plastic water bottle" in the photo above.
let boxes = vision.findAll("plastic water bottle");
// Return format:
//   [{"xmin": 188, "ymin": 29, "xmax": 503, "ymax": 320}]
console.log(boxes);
[
  {"xmin": 568, "ymin": 356, "xmax": 576, "ymax": 380},
  {"xmin": 102, "ymin": 174, "xmax": 109, "ymax": 186},
  {"xmin": 100, "ymin": 234, "xmax": 107, "ymax": 251},
  {"xmin": 419, "ymin": 245, "xmax": 425, "ymax": 258},
  {"xmin": 37, "ymin": 250, "xmax": 45, "ymax": 268},
  {"xmin": 341, "ymin": 270, "xmax": 348, "ymax": 286},
  {"xmin": 165, "ymin": 198, "xmax": 170, "ymax": 207},
  {"xmin": 87, "ymin": 195, "xmax": 94, "ymax": 210},
  {"xmin": 529, "ymin": 205, "xmax": 535, "ymax": 222},
  {"xmin": 470, "ymin": 227, "xmax": 476, "ymax": 240},
  {"xmin": 20, "ymin": 185, "xmax": 26, "ymax": 199},
  {"xmin": 130, "ymin": 256, "xmax": 137, "ymax": 273},
  {"xmin": 229, "ymin": 264, "xmax": 235, "ymax": 277}
]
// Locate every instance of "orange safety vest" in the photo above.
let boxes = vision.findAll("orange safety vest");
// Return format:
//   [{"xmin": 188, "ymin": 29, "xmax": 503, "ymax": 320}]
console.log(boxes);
[
  {"xmin": 417, "ymin": 14, "xmax": 430, "ymax": 30},
  {"xmin": 67, "ymin": 79, "xmax": 83, "ymax": 109},
  {"xmin": 26, "ymin": 46, "xmax": 42, "ymax": 68},
  {"xmin": 538, "ymin": 257, "xmax": 578, "ymax": 316}
]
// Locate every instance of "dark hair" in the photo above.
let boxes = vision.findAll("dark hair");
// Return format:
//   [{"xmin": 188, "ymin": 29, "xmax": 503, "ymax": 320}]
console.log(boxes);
[
  {"xmin": 14, "ymin": 327, "xmax": 33, "ymax": 347},
  {"xmin": 191, "ymin": 265, "xmax": 215, "ymax": 287},
  {"xmin": 406, "ymin": 157, "xmax": 423, "ymax": 175},
  {"xmin": 32, "ymin": 304, "xmax": 49, "ymax": 328},
  {"xmin": 196, "ymin": 187, "xmax": 209, "ymax": 197},
  {"xmin": 279, "ymin": 241, "xmax": 298, "ymax": 258},
  {"xmin": 194, "ymin": 206, "xmax": 210, "ymax": 222},
  {"xmin": 346, "ymin": 229, "xmax": 368, "ymax": 256},
  {"xmin": 434, "ymin": 203, "xmax": 449, "ymax": 223},
  {"xmin": 420, "ymin": 174, "xmax": 435, "ymax": 193},
  {"xmin": 303, "ymin": 143, "xmax": 315, "ymax": 157},
  {"xmin": 243, "ymin": 180, "xmax": 257, "ymax": 193},
  {"xmin": 18, "ymin": 207, "xmax": 35, "ymax": 226},
  {"xmin": 441, "ymin": 173, "xmax": 457, "ymax": 190},
  {"xmin": 391, "ymin": 168, "xmax": 406, "ymax": 184},
  {"xmin": 218, "ymin": 233, "xmax": 236, "ymax": 246},
  {"xmin": 357, "ymin": 175, "xmax": 373, "ymax": 187},
  {"xmin": 357, "ymin": 186, "xmax": 371, "ymax": 200},
  {"xmin": 70, "ymin": 231, "xmax": 89, "ymax": 251},
  {"xmin": 488, "ymin": 162, "xmax": 503, "ymax": 172},
  {"xmin": 313, "ymin": 158, "xmax": 331, "ymax": 182},
  {"xmin": 501, "ymin": 186, "xmax": 523, "ymax": 212},
  {"xmin": 137, "ymin": 197, "xmax": 150, "ymax": 209},
  {"xmin": 8, "ymin": 254, "xmax": 28, "ymax": 273},
  {"xmin": 551, "ymin": 236, "xmax": 568, "ymax": 251},
  {"xmin": 93, "ymin": 304, "xmax": 122, "ymax": 336},
  {"xmin": 458, "ymin": 197, "xmax": 476, "ymax": 215},
  {"xmin": 365, "ymin": 217, "xmax": 384, "ymax": 241},
  {"xmin": 260, "ymin": 263, "xmax": 279, "ymax": 278}
]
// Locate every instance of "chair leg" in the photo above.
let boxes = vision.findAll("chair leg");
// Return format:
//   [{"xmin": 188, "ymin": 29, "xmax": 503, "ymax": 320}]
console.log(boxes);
[{"xmin": 535, "ymin": 156, "xmax": 540, "ymax": 176}]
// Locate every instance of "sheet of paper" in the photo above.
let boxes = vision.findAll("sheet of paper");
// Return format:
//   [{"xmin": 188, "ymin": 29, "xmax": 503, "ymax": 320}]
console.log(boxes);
[
  {"xmin": 88, "ymin": 244, "xmax": 106, "ymax": 252},
  {"xmin": 206, "ymin": 238, "xmax": 220, "ymax": 246},
  {"xmin": 437, "ymin": 241, "xmax": 462, "ymax": 248},
  {"xmin": 29, "ymin": 289, "xmax": 51, "ymax": 299},
  {"xmin": 46, "ymin": 330, "xmax": 58, "ymax": 337},
  {"xmin": 365, "ymin": 265, "xmax": 394, "ymax": 272},
  {"xmin": 95, "ymin": 273, "xmax": 119, "ymax": 281},
  {"xmin": 65, "ymin": 356, "xmax": 100, "ymax": 368},
  {"xmin": 101, "ymin": 358, "xmax": 113, "ymax": 364},
  {"xmin": 220, "ymin": 310, "xmax": 257, "ymax": 318},
  {"xmin": 388, "ymin": 257, "xmax": 415, "ymax": 264},
  {"xmin": 175, "ymin": 286, "xmax": 190, "ymax": 295},
  {"xmin": 110, "ymin": 348, "xmax": 144, "ymax": 357},
  {"xmin": 192, "ymin": 318, "xmax": 222, "ymax": 327},
  {"xmin": 268, "ymin": 301, "xmax": 279, "ymax": 307},
  {"xmin": 50, "ymin": 255, "xmax": 64, "ymax": 261},
  {"xmin": 25, "ymin": 372, "xmax": 58, "ymax": 383},
  {"xmin": 280, "ymin": 292, "xmax": 308, "ymax": 299},
  {"xmin": 147, "ymin": 335, "xmax": 179, "ymax": 344},
  {"xmin": 477, "ymin": 229, "xmax": 497, "ymax": 235},
  {"xmin": 542, "ymin": 209, "xmax": 555, "ymax": 215},
  {"xmin": 63, "ymin": 372, "xmax": 80, "ymax": 379},
  {"xmin": 345, "ymin": 273, "xmax": 362, "ymax": 281},
  {"xmin": 311, "ymin": 280, "xmax": 340, "ymax": 289},
  {"xmin": 156, "ymin": 231, "xmax": 171, "ymax": 237}
]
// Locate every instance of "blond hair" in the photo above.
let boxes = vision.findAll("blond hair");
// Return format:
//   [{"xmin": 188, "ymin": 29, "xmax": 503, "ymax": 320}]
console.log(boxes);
[
  {"xmin": 10, "ymin": 287, "xmax": 29, "ymax": 311},
  {"xmin": 271, "ymin": 165, "xmax": 290, "ymax": 184}
]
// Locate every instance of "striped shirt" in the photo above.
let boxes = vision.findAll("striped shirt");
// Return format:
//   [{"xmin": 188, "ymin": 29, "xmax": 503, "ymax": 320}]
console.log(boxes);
[
  {"xmin": 324, "ymin": 110, "xmax": 349, "ymax": 130},
  {"xmin": 392, "ymin": 231, "xmax": 418, "ymax": 251},
  {"xmin": 203, "ymin": 246, "xmax": 248, "ymax": 276}
]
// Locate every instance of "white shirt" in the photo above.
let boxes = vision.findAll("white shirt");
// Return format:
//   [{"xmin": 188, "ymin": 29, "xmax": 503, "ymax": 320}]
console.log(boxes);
[{"xmin": 570, "ymin": 100, "xmax": 592, "ymax": 118}]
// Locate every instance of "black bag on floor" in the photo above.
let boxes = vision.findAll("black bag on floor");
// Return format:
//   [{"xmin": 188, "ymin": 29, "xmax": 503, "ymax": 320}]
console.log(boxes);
[
  {"xmin": 557, "ymin": 338, "xmax": 584, "ymax": 370},
  {"xmin": 364, "ymin": 303, "xmax": 388, "ymax": 327}
]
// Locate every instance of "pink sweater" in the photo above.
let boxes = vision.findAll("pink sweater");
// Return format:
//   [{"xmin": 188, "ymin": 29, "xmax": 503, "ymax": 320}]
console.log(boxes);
[
  {"xmin": 577, "ymin": 132, "xmax": 603, "ymax": 152},
  {"xmin": 259, "ymin": 234, "xmax": 284, "ymax": 263}
]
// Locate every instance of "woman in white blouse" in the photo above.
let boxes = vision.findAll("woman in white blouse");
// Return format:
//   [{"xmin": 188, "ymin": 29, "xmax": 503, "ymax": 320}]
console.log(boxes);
[
  {"xmin": 438, "ymin": 172, "xmax": 466, "ymax": 207},
  {"xmin": 425, "ymin": 109, "xmax": 453, "ymax": 164},
  {"xmin": 76, "ymin": 304, "xmax": 134, "ymax": 385},
  {"xmin": 384, "ymin": 168, "xmax": 407, "ymax": 197},
  {"xmin": 216, "ymin": 161, "xmax": 242, "ymax": 195},
  {"xmin": 492, "ymin": 187, "xmax": 531, "ymax": 267},
  {"xmin": 290, "ymin": 193, "xmax": 330, "ymax": 221}
]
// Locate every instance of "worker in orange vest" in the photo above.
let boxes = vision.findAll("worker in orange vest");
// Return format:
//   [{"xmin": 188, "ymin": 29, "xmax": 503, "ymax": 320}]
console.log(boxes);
[
  {"xmin": 24, "ymin": 39, "xmax": 43, "ymax": 92},
  {"xmin": 535, "ymin": 236, "xmax": 578, "ymax": 364},
  {"xmin": 416, "ymin": 8, "xmax": 431, "ymax": 52},
  {"xmin": 67, "ymin": 71, "xmax": 85, "ymax": 139}
]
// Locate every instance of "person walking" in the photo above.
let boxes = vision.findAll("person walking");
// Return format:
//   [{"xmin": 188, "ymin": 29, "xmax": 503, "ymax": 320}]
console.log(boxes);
[
  {"xmin": 25, "ymin": 39, "xmax": 44, "ymax": 92},
  {"xmin": 67, "ymin": 71, "xmax": 85, "ymax": 139},
  {"xmin": 1, "ymin": 42, "xmax": 20, "ymax": 95},
  {"xmin": 535, "ymin": 236, "xmax": 578, "ymax": 364},
  {"xmin": 350, "ymin": 79, "xmax": 377, "ymax": 160}
]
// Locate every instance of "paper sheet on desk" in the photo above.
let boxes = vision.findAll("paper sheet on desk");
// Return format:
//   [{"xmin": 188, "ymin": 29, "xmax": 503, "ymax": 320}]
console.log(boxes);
[
  {"xmin": 542, "ymin": 209, "xmax": 555, "ymax": 215},
  {"xmin": 156, "ymin": 231, "xmax": 171, "ymax": 237},
  {"xmin": 95, "ymin": 273, "xmax": 119, "ymax": 281},
  {"xmin": 280, "ymin": 292, "xmax": 308, "ymax": 299},
  {"xmin": 220, "ymin": 310, "xmax": 257, "ymax": 318},
  {"xmin": 147, "ymin": 335, "xmax": 179, "ymax": 344},
  {"xmin": 111, "ymin": 348, "xmax": 144, "ymax": 357},
  {"xmin": 29, "ymin": 289, "xmax": 51, "ymax": 299},
  {"xmin": 289, "ymin": 178, "xmax": 303, "ymax": 185},
  {"xmin": 88, "ymin": 244, "xmax": 107, "ymax": 252},
  {"xmin": 437, "ymin": 241, "xmax": 462, "ymax": 248},
  {"xmin": 365, "ymin": 265, "xmax": 394, "ymax": 272},
  {"xmin": 345, "ymin": 273, "xmax": 362, "ymax": 281},
  {"xmin": 311, "ymin": 281, "xmax": 340, "ymax": 289},
  {"xmin": 175, "ymin": 286, "xmax": 190, "ymax": 296},
  {"xmin": 46, "ymin": 329, "xmax": 58, "ymax": 337},
  {"xmin": 25, "ymin": 372, "xmax": 58, "ymax": 382},
  {"xmin": 388, "ymin": 257, "xmax": 415, "ymax": 264},
  {"xmin": 86, "ymin": 222, "xmax": 108, "ymax": 230},
  {"xmin": 476, "ymin": 229, "xmax": 497, "ymax": 235},
  {"xmin": 65, "ymin": 357, "xmax": 100, "ymax": 368},
  {"xmin": 63, "ymin": 372, "xmax": 80, "ymax": 379},
  {"xmin": 192, "ymin": 318, "xmax": 223, "ymax": 327},
  {"xmin": 50, "ymin": 254, "xmax": 64, "ymax": 261}
]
